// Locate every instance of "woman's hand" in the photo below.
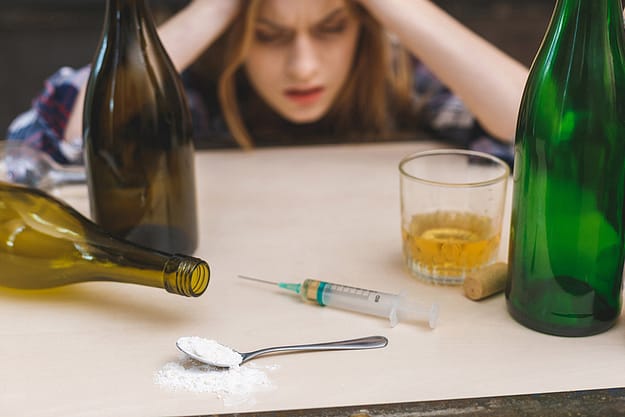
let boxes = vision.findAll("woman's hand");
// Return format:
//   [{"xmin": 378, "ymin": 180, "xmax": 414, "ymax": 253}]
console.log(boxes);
[{"xmin": 356, "ymin": 0, "xmax": 528, "ymax": 142}]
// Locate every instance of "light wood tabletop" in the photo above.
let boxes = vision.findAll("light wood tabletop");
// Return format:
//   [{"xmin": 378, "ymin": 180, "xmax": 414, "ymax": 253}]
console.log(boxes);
[{"xmin": 2, "ymin": 142, "xmax": 624, "ymax": 417}]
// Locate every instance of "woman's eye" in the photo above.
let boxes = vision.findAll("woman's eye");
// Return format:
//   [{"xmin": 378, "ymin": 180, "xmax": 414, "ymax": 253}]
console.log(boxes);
[
  {"xmin": 255, "ymin": 30, "xmax": 290, "ymax": 44},
  {"xmin": 316, "ymin": 21, "xmax": 347, "ymax": 35}
]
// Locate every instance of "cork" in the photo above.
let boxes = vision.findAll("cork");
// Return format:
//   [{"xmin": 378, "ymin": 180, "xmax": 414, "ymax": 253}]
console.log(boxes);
[{"xmin": 463, "ymin": 262, "xmax": 508, "ymax": 301}]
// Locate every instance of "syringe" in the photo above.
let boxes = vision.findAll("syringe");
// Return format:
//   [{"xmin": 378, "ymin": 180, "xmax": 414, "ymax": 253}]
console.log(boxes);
[{"xmin": 237, "ymin": 275, "xmax": 438, "ymax": 329}]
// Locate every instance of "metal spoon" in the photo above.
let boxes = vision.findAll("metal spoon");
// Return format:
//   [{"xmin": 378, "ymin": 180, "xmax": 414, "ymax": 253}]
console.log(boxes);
[{"xmin": 176, "ymin": 335, "xmax": 388, "ymax": 368}]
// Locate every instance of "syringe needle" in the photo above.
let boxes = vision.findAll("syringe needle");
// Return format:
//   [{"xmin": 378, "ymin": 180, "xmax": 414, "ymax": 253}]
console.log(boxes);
[{"xmin": 237, "ymin": 275, "xmax": 280, "ymax": 286}]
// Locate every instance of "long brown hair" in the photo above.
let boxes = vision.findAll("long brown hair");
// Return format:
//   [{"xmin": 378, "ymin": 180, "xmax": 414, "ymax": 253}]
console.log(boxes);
[{"xmin": 209, "ymin": 0, "xmax": 415, "ymax": 149}]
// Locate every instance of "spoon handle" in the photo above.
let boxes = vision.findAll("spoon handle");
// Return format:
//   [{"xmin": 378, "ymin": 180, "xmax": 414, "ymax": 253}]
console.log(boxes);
[{"xmin": 241, "ymin": 335, "xmax": 388, "ymax": 363}]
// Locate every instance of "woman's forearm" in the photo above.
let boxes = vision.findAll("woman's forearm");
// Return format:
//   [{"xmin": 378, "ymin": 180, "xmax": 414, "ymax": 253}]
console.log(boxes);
[
  {"xmin": 64, "ymin": 0, "xmax": 240, "ymax": 141},
  {"xmin": 359, "ymin": 0, "xmax": 528, "ymax": 141},
  {"xmin": 158, "ymin": 0, "xmax": 241, "ymax": 72}
]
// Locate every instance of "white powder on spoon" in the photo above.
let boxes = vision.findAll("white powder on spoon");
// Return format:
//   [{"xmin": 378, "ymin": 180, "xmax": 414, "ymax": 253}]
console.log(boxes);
[
  {"xmin": 154, "ymin": 337, "xmax": 276, "ymax": 406},
  {"xmin": 177, "ymin": 336, "xmax": 243, "ymax": 367}
]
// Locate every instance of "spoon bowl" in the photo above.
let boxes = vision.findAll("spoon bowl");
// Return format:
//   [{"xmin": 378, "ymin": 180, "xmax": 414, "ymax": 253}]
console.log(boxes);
[{"xmin": 176, "ymin": 335, "xmax": 388, "ymax": 368}]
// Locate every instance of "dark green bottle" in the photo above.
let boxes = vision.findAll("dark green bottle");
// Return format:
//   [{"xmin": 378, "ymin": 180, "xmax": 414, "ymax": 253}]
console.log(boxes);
[
  {"xmin": 83, "ymin": 0, "xmax": 198, "ymax": 254},
  {"xmin": 506, "ymin": 0, "xmax": 625, "ymax": 336}
]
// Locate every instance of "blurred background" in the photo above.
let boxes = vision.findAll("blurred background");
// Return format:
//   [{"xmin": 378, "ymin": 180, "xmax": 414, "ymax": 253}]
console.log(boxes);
[{"xmin": 0, "ymin": 0, "xmax": 554, "ymax": 137}]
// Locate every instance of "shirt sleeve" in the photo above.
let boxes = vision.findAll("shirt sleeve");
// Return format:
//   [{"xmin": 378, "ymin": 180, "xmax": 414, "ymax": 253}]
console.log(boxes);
[
  {"xmin": 413, "ymin": 61, "xmax": 514, "ymax": 168},
  {"xmin": 6, "ymin": 66, "xmax": 231, "ymax": 165},
  {"xmin": 6, "ymin": 66, "xmax": 90, "ymax": 165}
]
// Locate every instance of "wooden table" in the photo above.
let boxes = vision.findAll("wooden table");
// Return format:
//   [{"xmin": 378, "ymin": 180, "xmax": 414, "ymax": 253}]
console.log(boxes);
[{"xmin": 2, "ymin": 142, "xmax": 625, "ymax": 416}]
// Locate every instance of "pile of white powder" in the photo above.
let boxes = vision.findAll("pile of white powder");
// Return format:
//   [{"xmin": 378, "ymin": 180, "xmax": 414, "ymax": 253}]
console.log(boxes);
[
  {"xmin": 154, "ymin": 337, "xmax": 276, "ymax": 406},
  {"xmin": 177, "ymin": 336, "xmax": 243, "ymax": 367}
]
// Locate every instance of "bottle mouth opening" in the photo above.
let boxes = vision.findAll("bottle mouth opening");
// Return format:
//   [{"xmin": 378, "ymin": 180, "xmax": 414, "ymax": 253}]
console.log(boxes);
[
  {"xmin": 185, "ymin": 261, "xmax": 210, "ymax": 297},
  {"xmin": 165, "ymin": 256, "xmax": 210, "ymax": 297}
]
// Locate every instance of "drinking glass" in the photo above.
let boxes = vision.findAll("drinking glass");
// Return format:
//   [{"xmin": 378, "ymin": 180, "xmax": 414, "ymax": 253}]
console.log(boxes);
[{"xmin": 399, "ymin": 149, "xmax": 509, "ymax": 285}]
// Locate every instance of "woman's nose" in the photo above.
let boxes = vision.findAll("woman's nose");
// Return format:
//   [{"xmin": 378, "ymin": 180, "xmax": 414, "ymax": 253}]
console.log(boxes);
[{"xmin": 286, "ymin": 35, "xmax": 319, "ymax": 82}]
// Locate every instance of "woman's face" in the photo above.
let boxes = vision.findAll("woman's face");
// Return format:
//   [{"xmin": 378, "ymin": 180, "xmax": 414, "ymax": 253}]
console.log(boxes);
[{"xmin": 244, "ymin": 0, "xmax": 361, "ymax": 123}]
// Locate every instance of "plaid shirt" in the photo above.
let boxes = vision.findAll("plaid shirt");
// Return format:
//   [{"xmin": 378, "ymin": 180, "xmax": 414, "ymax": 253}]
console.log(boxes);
[{"xmin": 6, "ymin": 64, "xmax": 514, "ymax": 166}]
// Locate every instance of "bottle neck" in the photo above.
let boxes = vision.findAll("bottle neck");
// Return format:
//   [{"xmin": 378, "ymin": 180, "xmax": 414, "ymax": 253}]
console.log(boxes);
[
  {"xmin": 534, "ymin": 0, "xmax": 625, "ymax": 76},
  {"xmin": 550, "ymin": 0, "xmax": 623, "ymax": 36},
  {"xmin": 103, "ymin": 0, "xmax": 156, "ymax": 41},
  {"xmin": 106, "ymin": 0, "xmax": 150, "ymax": 19},
  {"xmin": 88, "ymin": 236, "xmax": 210, "ymax": 297}
]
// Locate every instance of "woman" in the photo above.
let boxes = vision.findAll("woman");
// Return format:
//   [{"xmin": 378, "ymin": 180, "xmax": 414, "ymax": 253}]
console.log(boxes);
[{"xmin": 6, "ymin": 0, "xmax": 527, "ymax": 165}]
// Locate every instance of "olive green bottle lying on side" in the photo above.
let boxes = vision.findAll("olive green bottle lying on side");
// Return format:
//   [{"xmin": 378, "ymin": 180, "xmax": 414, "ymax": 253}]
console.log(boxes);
[{"xmin": 0, "ymin": 182, "xmax": 209, "ymax": 297}]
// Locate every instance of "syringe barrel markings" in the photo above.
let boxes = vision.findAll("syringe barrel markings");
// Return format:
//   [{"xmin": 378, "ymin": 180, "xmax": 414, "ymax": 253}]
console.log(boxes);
[{"xmin": 300, "ymin": 279, "xmax": 397, "ymax": 319}]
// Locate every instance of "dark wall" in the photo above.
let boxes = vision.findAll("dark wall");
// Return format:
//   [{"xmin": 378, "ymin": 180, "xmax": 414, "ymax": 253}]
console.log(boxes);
[
  {"xmin": 0, "ymin": 1, "xmax": 554, "ymax": 135},
  {"xmin": 1, "ymin": 6, "xmax": 103, "ymax": 134},
  {"xmin": 0, "ymin": 1, "xmax": 187, "ymax": 134},
  {"xmin": 437, "ymin": 1, "xmax": 553, "ymax": 66}
]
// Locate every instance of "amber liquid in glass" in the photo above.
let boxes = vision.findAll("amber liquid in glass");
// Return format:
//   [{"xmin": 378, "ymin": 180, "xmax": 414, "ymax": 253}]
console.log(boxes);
[{"xmin": 402, "ymin": 211, "xmax": 499, "ymax": 284}]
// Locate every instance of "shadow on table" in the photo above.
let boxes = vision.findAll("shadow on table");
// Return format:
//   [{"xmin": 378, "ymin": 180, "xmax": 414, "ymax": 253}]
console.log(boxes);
[{"xmin": 0, "ymin": 284, "xmax": 194, "ymax": 325}]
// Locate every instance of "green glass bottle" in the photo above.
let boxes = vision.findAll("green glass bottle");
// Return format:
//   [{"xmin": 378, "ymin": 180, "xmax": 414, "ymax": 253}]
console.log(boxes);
[
  {"xmin": 83, "ymin": 0, "xmax": 198, "ymax": 254},
  {"xmin": 0, "ymin": 182, "xmax": 209, "ymax": 296},
  {"xmin": 506, "ymin": 0, "xmax": 625, "ymax": 336}
]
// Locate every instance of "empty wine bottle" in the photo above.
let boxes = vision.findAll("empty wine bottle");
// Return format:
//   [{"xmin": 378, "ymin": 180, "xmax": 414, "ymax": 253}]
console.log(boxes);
[
  {"xmin": 0, "ymin": 182, "xmax": 209, "ymax": 296},
  {"xmin": 506, "ymin": 0, "xmax": 625, "ymax": 336},
  {"xmin": 83, "ymin": 0, "xmax": 198, "ymax": 254}
]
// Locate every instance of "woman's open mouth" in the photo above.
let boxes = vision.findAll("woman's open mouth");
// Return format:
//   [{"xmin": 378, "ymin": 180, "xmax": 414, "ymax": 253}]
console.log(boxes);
[{"xmin": 284, "ymin": 86, "xmax": 325, "ymax": 105}]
